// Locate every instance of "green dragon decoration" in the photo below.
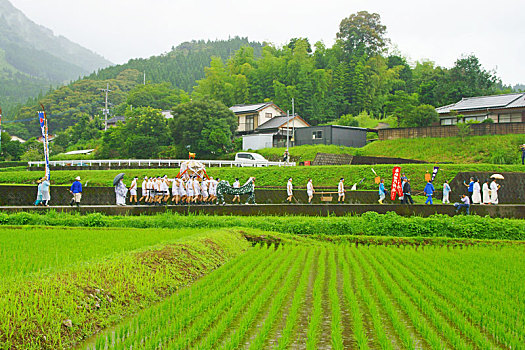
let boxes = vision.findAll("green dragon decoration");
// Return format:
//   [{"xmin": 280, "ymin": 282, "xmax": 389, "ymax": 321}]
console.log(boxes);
[{"xmin": 216, "ymin": 179, "xmax": 256, "ymax": 204}]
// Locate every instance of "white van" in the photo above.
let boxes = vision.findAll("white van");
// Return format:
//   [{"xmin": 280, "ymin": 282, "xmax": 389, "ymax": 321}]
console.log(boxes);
[{"xmin": 234, "ymin": 152, "xmax": 269, "ymax": 167}]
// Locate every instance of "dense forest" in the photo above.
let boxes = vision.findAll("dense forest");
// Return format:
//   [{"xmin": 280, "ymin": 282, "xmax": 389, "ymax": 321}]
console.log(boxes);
[{"xmin": 0, "ymin": 11, "xmax": 517, "ymax": 161}]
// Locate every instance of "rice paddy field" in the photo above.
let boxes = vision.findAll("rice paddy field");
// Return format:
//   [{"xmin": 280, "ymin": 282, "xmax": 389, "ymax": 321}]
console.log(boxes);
[
  {"xmin": 1, "ymin": 221, "xmax": 524, "ymax": 349},
  {"xmin": 90, "ymin": 242, "xmax": 525, "ymax": 350}
]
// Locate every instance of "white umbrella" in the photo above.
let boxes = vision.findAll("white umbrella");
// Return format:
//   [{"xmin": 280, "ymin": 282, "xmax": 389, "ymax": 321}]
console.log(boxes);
[{"xmin": 490, "ymin": 174, "xmax": 504, "ymax": 180}]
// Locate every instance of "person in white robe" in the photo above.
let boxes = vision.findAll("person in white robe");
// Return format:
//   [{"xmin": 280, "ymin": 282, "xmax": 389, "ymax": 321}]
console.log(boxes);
[
  {"xmin": 482, "ymin": 180, "xmax": 491, "ymax": 204},
  {"xmin": 490, "ymin": 179, "xmax": 500, "ymax": 204},
  {"xmin": 472, "ymin": 179, "xmax": 481, "ymax": 204},
  {"xmin": 115, "ymin": 179, "xmax": 127, "ymax": 206}
]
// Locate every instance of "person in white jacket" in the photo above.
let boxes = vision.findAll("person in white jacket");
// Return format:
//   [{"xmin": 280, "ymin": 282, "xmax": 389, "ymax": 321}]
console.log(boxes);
[
  {"xmin": 307, "ymin": 179, "xmax": 315, "ymax": 203},
  {"xmin": 232, "ymin": 178, "xmax": 241, "ymax": 203},
  {"xmin": 286, "ymin": 178, "xmax": 293, "ymax": 203},
  {"xmin": 338, "ymin": 178, "xmax": 345, "ymax": 203}
]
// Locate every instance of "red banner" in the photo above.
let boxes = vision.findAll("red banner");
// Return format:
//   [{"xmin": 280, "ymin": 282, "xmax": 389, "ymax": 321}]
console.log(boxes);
[{"xmin": 391, "ymin": 166, "xmax": 402, "ymax": 200}]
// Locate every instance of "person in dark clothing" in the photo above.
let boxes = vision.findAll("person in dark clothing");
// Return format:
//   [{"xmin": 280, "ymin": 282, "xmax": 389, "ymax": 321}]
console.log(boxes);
[
  {"xmin": 402, "ymin": 179, "xmax": 414, "ymax": 204},
  {"xmin": 521, "ymin": 144, "xmax": 525, "ymax": 165}
]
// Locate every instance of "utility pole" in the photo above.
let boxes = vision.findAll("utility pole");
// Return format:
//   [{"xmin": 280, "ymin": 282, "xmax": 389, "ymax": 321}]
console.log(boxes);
[
  {"xmin": 292, "ymin": 97, "xmax": 295, "ymax": 147},
  {"xmin": 143, "ymin": 71, "xmax": 146, "ymax": 85},
  {"xmin": 100, "ymin": 83, "xmax": 112, "ymax": 131},
  {"xmin": 286, "ymin": 110, "xmax": 290, "ymax": 151}
]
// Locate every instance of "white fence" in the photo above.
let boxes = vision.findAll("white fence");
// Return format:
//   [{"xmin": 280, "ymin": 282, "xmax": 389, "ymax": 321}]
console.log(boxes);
[{"xmin": 28, "ymin": 159, "xmax": 296, "ymax": 168}]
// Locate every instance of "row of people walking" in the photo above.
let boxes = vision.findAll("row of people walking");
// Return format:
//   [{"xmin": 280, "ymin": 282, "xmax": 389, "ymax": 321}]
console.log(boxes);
[{"xmin": 119, "ymin": 175, "xmax": 225, "ymax": 206}]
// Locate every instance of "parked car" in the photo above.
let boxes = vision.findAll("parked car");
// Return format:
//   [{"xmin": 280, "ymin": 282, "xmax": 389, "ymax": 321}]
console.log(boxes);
[{"xmin": 234, "ymin": 152, "xmax": 269, "ymax": 167}]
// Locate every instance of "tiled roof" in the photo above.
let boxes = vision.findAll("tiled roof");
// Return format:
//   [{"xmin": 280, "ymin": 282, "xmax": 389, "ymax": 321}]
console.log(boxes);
[
  {"xmin": 437, "ymin": 93, "xmax": 525, "ymax": 114},
  {"xmin": 257, "ymin": 116, "xmax": 294, "ymax": 130},
  {"xmin": 229, "ymin": 103, "xmax": 273, "ymax": 114}
]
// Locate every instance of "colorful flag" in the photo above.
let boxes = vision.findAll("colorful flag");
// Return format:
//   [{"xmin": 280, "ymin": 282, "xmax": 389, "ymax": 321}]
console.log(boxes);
[
  {"xmin": 431, "ymin": 166, "xmax": 439, "ymax": 182},
  {"xmin": 391, "ymin": 166, "xmax": 402, "ymax": 201},
  {"xmin": 38, "ymin": 110, "xmax": 50, "ymax": 180}
]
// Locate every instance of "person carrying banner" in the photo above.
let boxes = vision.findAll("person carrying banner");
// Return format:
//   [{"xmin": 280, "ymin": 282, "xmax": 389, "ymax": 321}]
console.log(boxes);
[
  {"xmin": 70, "ymin": 176, "xmax": 82, "ymax": 207},
  {"xmin": 286, "ymin": 178, "xmax": 293, "ymax": 203},
  {"xmin": 442, "ymin": 180, "xmax": 451, "ymax": 204},
  {"xmin": 424, "ymin": 180, "xmax": 435, "ymax": 205},
  {"xmin": 129, "ymin": 176, "xmax": 138, "ymax": 204},
  {"xmin": 41, "ymin": 176, "xmax": 50, "ymax": 206},
  {"xmin": 34, "ymin": 178, "xmax": 43, "ymax": 206},
  {"xmin": 338, "ymin": 178, "xmax": 345, "ymax": 203},
  {"xmin": 378, "ymin": 179, "xmax": 386, "ymax": 204},
  {"xmin": 307, "ymin": 179, "xmax": 315, "ymax": 203},
  {"xmin": 402, "ymin": 179, "xmax": 414, "ymax": 204}
]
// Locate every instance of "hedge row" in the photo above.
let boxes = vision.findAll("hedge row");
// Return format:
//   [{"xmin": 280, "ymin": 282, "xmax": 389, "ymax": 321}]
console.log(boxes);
[{"xmin": 1, "ymin": 211, "xmax": 524, "ymax": 240}]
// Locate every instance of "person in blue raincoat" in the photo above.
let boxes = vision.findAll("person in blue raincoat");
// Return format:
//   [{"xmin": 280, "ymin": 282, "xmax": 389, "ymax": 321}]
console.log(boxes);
[
  {"xmin": 424, "ymin": 180, "xmax": 435, "ymax": 205},
  {"xmin": 34, "ymin": 178, "xmax": 43, "ymax": 205}
]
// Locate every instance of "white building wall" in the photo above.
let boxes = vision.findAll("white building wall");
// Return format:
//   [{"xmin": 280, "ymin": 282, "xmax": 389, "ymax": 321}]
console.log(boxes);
[{"xmin": 242, "ymin": 134, "xmax": 274, "ymax": 151}]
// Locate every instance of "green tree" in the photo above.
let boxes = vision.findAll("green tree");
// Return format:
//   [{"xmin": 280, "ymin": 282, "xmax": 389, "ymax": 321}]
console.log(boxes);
[
  {"xmin": 403, "ymin": 104, "xmax": 439, "ymax": 127},
  {"xmin": 169, "ymin": 99, "xmax": 236, "ymax": 158},
  {"xmin": 336, "ymin": 11, "xmax": 388, "ymax": 58},
  {"xmin": 126, "ymin": 83, "xmax": 190, "ymax": 110},
  {"xmin": 384, "ymin": 91, "xmax": 420, "ymax": 125}
]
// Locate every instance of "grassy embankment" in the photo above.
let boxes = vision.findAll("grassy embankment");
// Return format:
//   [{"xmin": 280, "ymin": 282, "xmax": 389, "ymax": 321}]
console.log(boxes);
[
  {"xmin": 255, "ymin": 133, "xmax": 525, "ymax": 164},
  {"xmin": 0, "ymin": 163, "xmax": 523, "ymax": 191},
  {"xmin": 0, "ymin": 226, "xmax": 250, "ymax": 349}
]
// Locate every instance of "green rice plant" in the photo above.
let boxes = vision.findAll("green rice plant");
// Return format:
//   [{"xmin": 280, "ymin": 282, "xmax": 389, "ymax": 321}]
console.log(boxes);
[
  {"xmin": 389, "ymin": 246, "xmax": 523, "ymax": 348},
  {"xmin": 328, "ymin": 247, "xmax": 343, "ymax": 350},
  {"xmin": 248, "ymin": 247, "xmax": 309, "ymax": 350},
  {"xmin": 221, "ymin": 246, "xmax": 306, "ymax": 349},
  {"xmin": 346, "ymin": 248, "xmax": 392, "ymax": 350},
  {"xmin": 196, "ymin": 245, "xmax": 296, "ymax": 349},
  {"xmin": 357, "ymin": 246, "xmax": 445, "ymax": 349},
  {"xmin": 276, "ymin": 247, "xmax": 315, "ymax": 349},
  {"xmin": 340, "ymin": 247, "xmax": 368, "ymax": 349},
  {"xmin": 350, "ymin": 246, "xmax": 414, "ymax": 349},
  {"xmin": 305, "ymin": 247, "xmax": 326, "ymax": 350}
]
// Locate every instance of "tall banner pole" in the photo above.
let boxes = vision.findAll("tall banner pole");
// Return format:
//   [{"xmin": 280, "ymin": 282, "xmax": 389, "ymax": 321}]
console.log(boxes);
[
  {"xmin": 38, "ymin": 104, "xmax": 50, "ymax": 181},
  {"xmin": 431, "ymin": 166, "xmax": 440, "ymax": 182},
  {"xmin": 0, "ymin": 107, "xmax": 2, "ymax": 156},
  {"xmin": 391, "ymin": 166, "xmax": 402, "ymax": 201}
]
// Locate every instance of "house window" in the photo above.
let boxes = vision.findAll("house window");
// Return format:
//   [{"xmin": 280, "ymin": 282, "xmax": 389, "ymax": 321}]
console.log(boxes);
[
  {"xmin": 441, "ymin": 118, "xmax": 457, "ymax": 125},
  {"xmin": 312, "ymin": 130, "xmax": 323, "ymax": 139},
  {"xmin": 246, "ymin": 115, "xmax": 254, "ymax": 131},
  {"xmin": 265, "ymin": 113, "xmax": 272, "ymax": 119}
]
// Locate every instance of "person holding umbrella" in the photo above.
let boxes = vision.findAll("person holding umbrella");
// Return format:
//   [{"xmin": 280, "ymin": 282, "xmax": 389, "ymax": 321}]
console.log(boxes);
[
  {"xmin": 113, "ymin": 173, "xmax": 127, "ymax": 206},
  {"xmin": 490, "ymin": 175, "xmax": 503, "ymax": 204}
]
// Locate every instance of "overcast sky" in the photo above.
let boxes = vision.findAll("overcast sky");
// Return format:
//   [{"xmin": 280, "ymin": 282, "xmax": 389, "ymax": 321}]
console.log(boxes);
[{"xmin": 9, "ymin": 0, "xmax": 525, "ymax": 86}]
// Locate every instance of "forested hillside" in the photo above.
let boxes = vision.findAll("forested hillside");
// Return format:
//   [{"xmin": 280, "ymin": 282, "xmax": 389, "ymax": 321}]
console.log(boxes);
[
  {"xmin": 0, "ymin": 0, "xmax": 111, "ymax": 117},
  {"xmin": 88, "ymin": 37, "xmax": 264, "ymax": 92}
]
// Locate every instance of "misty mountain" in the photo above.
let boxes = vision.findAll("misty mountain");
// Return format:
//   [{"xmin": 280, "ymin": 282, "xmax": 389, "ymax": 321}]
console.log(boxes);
[{"xmin": 0, "ymin": 0, "xmax": 112, "ymax": 115}]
